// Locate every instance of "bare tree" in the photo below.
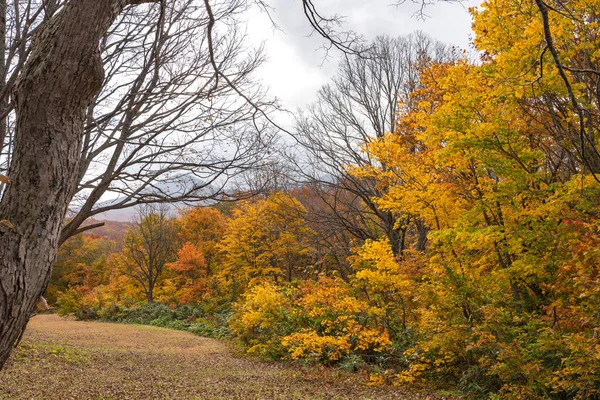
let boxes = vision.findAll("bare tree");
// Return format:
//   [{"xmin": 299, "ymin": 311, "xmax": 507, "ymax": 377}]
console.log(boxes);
[
  {"xmin": 121, "ymin": 205, "xmax": 178, "ymax": 304},
  {"xmin": 291, "ymin": 33, "xmax": 453, "ymax": 259},
  {"xmin": 291, "ymin": 184, "xmax": 372, "ymax": 280},
  {"xmin": 60, "ymin": 1, "xmax": 277, "ymax": 243}
]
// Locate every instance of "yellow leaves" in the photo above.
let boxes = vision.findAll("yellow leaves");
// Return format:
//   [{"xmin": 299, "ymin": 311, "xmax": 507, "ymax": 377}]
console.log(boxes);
[
  {"xmin": 282, "ymin": 331, "xmax": 351, "ymax": 362},
  {"xmin": 297, "ymin": 277, "xmax": 366, "ymax": 317},
  {"xmin": 232, "ymin": 276, "xmax": 394, "ymax": 366},
  {"xmin": 219, "ymin": 193, "xmax": 316, "ymax": 294},
  {"xmin": 233, "ymin": 282, "xmax": 290, "ymax": 332},
  {"xmin": 281, "ymin": 326, "xmax": 391, "ymax": 363},
  {"xmin": 393, "ymin": 362, "xmax": 428, "ymax": 386},
  {"xmin": 367, "ymin": 373, "xmax": 386, "ymax": 387},
  {"xmin": 352, "ymin": 239, "xmax": 411, "ymax": 294},
  {"xmin": 354, "ymin": 327, "xmax": 392, "ymax": 351}
]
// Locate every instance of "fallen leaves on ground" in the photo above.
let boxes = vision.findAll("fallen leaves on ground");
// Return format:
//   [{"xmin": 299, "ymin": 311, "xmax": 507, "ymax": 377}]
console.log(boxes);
[{"xmin": 0, "ymin": 315, "xmax": 437, "ymax": 399}]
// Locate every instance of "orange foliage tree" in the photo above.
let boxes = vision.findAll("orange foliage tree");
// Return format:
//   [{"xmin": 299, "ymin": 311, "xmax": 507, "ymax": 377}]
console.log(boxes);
[{"xmin": 161, "ymin": 207, "xmax": 227, "ymax": 305}]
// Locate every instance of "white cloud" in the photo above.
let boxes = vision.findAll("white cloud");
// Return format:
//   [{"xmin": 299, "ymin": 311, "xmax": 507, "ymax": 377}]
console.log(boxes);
[{"xmin": 246, "ymin": 0, "xmax": 480, "ymax": 110}]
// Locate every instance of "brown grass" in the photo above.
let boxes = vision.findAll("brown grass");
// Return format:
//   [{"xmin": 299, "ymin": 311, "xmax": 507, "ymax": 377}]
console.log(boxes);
[{"xmin": 0, "ymin": 315, "xmax": 436, "ymax": 399}]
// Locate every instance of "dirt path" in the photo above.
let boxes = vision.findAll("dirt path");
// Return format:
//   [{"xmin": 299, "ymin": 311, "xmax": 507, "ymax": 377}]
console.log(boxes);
[{"xmin": 0, "ymin": 315, "xmax": 428, "ymax": 399}]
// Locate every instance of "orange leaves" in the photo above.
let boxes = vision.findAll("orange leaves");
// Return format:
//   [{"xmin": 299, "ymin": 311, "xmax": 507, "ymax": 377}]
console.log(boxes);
[
  {"xmin": 167, "ymin": 243, "xmax": 206, "ymax": 274},
  {"xmin": 165, "ymin": 243, "xmax": 211, "ymax": 305}
]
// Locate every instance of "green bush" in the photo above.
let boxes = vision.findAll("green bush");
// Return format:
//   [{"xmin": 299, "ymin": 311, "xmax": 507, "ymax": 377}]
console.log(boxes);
[{"xmin": 76, "ymin": 302, "xmax": 233, "ymax": 340}]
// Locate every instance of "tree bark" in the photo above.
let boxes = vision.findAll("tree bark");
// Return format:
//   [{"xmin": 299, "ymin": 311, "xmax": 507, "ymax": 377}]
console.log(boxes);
[
  {"xmin": 147, "ymin": 289, "xmax": 154, "ymax": 304},
  {"xmin": 0, "ymin": 0, "xmax": 7, "ymax": 156},
  {"xmin": 415, "ymin": 219, "xmax": 428, "ymax": 252},
  {"xmin": 0, "ymin": 0, "xmax": 155, "ymax": 369}
]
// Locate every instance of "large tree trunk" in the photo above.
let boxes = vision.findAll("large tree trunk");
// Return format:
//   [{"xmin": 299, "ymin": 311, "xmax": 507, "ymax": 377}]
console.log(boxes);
[{"xmin": 0, "ymin": 0, "xmax": 154, "ymax": 369}]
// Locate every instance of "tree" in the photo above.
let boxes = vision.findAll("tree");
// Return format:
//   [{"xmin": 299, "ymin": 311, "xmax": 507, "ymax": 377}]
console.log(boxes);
[
  {"xmin": 291, "ymin": 184, "xmax": 364, "ymax": 280},
  {"xmin": 292, "ymin": 33, "xmax": 453, "ymax": 258},
  {"xmin": 177, "ymin": 206, "xmax": 226, "ymax": 274},
  {"xmin": 119, "ymin": 205, "xmax": 178, "ymax": 303},
  {"xmin": 0, "ymin": 0, "xmax": 161, "ymax": 370},
  {"xmin": 219, "ymin": 193, "xmax": 316, "ymax": 297},
  {"xmin": 165, "ymin": 243, "xmax": 209, "ymax": 305},
  {"xmin": 164, "ymin": 206, "xmax": 227, "ymax": 304}
]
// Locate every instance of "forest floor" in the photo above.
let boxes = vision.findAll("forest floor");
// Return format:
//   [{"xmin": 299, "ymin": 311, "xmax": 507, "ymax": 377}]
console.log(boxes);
[{"xmin": 0, "ymin": 315, "xmax": 438, "ymax": 400}]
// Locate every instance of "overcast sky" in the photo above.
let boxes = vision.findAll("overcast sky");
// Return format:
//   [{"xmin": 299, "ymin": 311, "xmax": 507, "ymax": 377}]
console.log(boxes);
[{"xmin": 245, "ymin": 0, "xmax": 480, "ymax": 112}]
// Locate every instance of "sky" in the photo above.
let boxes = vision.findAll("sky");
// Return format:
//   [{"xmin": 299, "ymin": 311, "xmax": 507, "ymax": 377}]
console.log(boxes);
[{"xmin": 245, "ymin": 0, "xmax": 480, "ymax": 112}]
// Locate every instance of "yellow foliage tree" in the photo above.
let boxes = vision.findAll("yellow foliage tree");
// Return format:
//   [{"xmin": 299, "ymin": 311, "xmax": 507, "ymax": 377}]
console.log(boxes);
[{"xmin": 219, "ymin": 193, "xmax": 316, "ymax": 297}]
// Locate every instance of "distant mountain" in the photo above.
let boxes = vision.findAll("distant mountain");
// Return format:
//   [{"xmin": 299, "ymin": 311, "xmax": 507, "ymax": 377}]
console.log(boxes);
[{"xmin": 93, "ymin": 205, "xmax": 140, "ymax": 222}]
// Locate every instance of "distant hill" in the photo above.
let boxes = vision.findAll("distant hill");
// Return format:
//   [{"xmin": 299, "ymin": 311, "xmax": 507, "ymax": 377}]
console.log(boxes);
[{"xmin": 81, "ymin": 219, "xmax": 133, "ymax": 243}]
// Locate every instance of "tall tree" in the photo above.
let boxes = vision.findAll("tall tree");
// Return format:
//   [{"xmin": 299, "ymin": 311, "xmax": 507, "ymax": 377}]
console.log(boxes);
[
  {"xmin": 0, "ymin": 0, "xmax": 159, "ymax": 369},
  {"xmin": 292, "ymin": 33, "xmax": 452, "ymax": 257}
]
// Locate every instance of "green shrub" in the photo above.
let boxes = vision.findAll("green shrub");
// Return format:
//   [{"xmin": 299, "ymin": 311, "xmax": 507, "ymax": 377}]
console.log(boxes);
[{"xmin": 78, "ymin": 302, "xmax": 233, "ymax": 340}]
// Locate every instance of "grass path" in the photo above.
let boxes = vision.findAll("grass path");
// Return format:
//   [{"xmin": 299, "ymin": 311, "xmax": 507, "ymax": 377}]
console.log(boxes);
[{"xmin": 0, "ymin": 315, "xmax": 431, "ymax": 399}]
